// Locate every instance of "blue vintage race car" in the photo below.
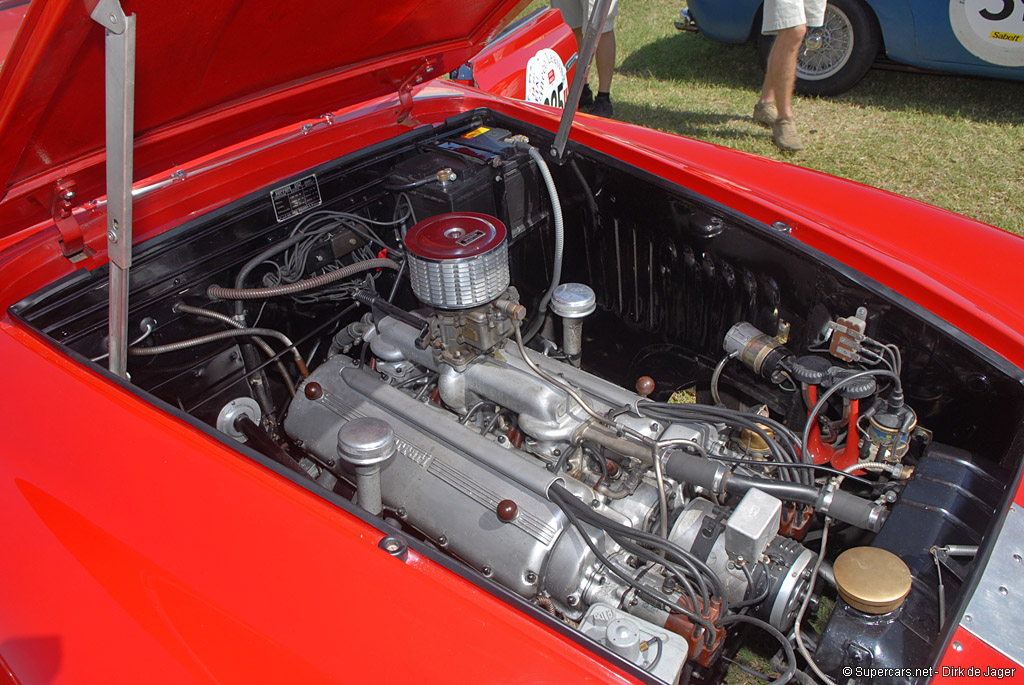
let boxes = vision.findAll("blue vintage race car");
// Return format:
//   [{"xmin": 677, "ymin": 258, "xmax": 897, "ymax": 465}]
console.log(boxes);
[{"xmin": 677, "ymin": 0, "xmax": 1024, "ymax": 95}]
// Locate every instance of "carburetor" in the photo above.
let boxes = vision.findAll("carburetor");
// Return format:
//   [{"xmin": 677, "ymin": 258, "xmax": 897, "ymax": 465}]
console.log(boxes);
[{"xmin": 404, "ymin": 212, "xmax": 525, "ymax": 371}]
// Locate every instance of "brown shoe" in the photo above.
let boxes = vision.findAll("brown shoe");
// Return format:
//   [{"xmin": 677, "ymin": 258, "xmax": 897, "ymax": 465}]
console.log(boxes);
[
  {"xmin": 772, "ymin": 117, "xmax": 803, "ymax": 151},
  {"xmin": 753, "ymin": 101, "xmax": 778, "ymax": 127}
]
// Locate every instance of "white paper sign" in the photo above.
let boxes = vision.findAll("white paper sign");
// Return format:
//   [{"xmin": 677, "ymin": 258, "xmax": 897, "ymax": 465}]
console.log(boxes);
[{"xmin": 526, "ymin": 48, "xmax": 569, "ymax": 108}]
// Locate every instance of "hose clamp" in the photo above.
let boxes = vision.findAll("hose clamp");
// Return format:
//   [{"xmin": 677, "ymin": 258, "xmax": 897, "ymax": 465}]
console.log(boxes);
[{"xmin": 818, "ymin": 480, "xmax": 838, "ymax": 513}]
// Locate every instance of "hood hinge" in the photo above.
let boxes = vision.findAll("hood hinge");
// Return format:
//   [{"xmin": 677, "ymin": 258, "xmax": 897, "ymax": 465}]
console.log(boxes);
[
  {"xmin": 395, "ymin": 59, "xmax": 434, "ymax": 125},
  {"xmin": 52, "ymin": 179, "xmax": 88, "ymax": 262}
]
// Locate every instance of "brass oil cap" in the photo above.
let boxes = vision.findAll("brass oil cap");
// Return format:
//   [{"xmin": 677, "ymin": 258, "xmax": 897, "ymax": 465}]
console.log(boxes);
[{"xmin": 833, "ymin": 547, "xmax": 912, "ymax": 614}]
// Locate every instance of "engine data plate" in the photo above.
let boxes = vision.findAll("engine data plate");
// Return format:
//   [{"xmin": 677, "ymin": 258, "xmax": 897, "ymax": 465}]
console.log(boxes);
[{"xmin": 271, "ymin": 174, "xmax": 322, "ymax": 222}]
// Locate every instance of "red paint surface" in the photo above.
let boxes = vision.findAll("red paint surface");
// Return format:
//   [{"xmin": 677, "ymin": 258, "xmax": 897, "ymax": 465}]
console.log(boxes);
[
  {"xmin": 0, "ymin": 320, "xmax": 637, "ymax": 684},
  {"xmin": 0, "ymin": 3, "xmax": 27, "ymax": 63},
  {"xmin": 0, "ymin": 0, "xmax": 528, "ymax": 230},
  {"xmin": 460, "ymin": 7, "xmax": 577, "ymax": 100},
  {"xmin": 1, "ymin": 10, "xmax": 1024, "ymax": 678},
  {"xmin": 933, "ymin": 627, "xmax": 1020, "ymax": 682}
]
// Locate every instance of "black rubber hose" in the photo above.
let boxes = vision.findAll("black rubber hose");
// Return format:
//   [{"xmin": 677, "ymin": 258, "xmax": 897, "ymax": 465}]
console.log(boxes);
[
  {"xmin": 663, "ymin": 451, "xmax": 886, "ymax": 531},
  {"xmin": 640, "ymin": 401, "xmax": 807, "ymax": 485},
  {"xmin": 726, "ymin": 473, "xmax": 818, "ymax": 506}
]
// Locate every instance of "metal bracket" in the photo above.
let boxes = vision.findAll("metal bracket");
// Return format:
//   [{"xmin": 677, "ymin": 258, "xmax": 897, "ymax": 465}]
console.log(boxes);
[
  {"xmin": 91, "ymin": 0, "xmax": 135, "ymax": 377},
  {"xmin": 395, "ymin": 59, "xmax": 432, "ymax": 124},
  {"xmin": 90, "ymin": 0, "xmax": 128, "ymax": 34},
  {"xmin": 51, "ymin": 179, "xmax": 86, "ymax": 261}
]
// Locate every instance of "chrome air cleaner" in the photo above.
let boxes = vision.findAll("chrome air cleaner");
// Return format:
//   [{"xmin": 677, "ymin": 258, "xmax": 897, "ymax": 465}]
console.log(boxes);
[{"xmin": 405, "ymin": 212, "xmax": 509, "ymax": 309}]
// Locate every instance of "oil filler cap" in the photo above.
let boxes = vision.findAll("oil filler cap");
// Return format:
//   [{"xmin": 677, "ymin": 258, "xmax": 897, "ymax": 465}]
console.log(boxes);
[{"xmin": 833, "ymin": 546, "xmax": 912, "ymax": 614}]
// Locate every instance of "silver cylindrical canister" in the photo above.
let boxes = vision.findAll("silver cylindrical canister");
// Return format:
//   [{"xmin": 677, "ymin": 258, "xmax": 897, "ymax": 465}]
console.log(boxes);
[
  {"xmin": 550, "ymin": 283, "xmax": 596, "ymax": 367},
  {"xmin": 723, "ymin": 321, "xmax": 792, "ymax": 380},
  {"xmin": 337, "ymin": 417, "xmax": 396, "ymax": 516},
  {"xmin": 404, "ymin": 213, "xmax": 509, "ymax": 309}
]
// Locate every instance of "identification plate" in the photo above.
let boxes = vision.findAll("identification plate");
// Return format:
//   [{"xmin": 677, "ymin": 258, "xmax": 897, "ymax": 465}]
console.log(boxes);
[{"xmin": 271, "ymin": 175, "xmax": 322, "ymax": 222}]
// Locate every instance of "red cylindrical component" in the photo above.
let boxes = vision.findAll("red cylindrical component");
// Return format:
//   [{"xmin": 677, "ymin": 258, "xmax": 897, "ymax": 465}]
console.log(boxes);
[
  {"xmin": 831, "ymin": 399, "xmax": 863, "ymax": 474},
  {"xmin": 805, "ymin": 385, "xmax": 835, "ymax": 465}
]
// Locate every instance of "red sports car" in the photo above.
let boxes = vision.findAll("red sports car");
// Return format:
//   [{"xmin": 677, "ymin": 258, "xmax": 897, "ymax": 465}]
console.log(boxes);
[{"xmin": 1, "ymin": 0, "xmax": 1022, "ymax": 683}]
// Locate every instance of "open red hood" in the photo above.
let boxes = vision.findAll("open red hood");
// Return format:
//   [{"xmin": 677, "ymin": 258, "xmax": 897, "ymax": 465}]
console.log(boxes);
[{"xmin": 0, "ymin": 0, "xmax": 527, "ymax": 232}]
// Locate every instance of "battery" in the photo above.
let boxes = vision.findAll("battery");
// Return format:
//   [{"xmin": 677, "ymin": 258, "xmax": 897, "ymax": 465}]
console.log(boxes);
[{"xmin": 386, "ymin": 126, "xmax": 545, "ymax": 242}]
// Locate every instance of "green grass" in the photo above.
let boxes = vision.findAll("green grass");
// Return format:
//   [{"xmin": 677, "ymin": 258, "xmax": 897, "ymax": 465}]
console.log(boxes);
[{"xmin": 520, "ymin": 0, "xmax": 1024, "ymax": 234}]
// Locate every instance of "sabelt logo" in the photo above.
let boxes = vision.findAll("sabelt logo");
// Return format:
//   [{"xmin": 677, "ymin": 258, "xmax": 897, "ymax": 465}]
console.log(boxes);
[{"xmin": 990, "ymin": 30, "xmax": 1023, "ymax": 42}]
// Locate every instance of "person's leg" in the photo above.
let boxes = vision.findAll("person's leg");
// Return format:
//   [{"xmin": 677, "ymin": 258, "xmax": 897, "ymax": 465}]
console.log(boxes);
[
  {"xmin": 570, "ymin": 26, "xmax": 615, "ymax": 116},
  {"xmin": 757, "ymin": 0, "xmax": 808, "ymax": 148},
  {"xmin": 568, "ymin": 28, "xmax": 595, "ymax": 107},
  {"xmin": 595, "ymin": 29, "xmax": 615, "ymax": 94},
  {"xmin": 763, "ymin": 24, "xmax": 805, "ymax": 149},
  {"xmin": 760, "ymin": 24, "xmax": 806, "ymax": 119},
  {"xmin": 756, "ymin": 0, "xmax": 806, "ymax": 127}
]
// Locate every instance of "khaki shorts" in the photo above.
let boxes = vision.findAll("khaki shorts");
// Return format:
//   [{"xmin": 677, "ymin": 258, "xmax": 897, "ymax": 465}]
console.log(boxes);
[
  {"xmin": 762, "ymin": 0, "xmax": 826, "ymax": 33},
  {"xmin": 550, "ymin": 0, "xmax": 618, "ymax": 32}
]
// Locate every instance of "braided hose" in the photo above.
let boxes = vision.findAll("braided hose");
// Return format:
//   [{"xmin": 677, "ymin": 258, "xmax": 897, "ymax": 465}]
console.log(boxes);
[
  {"xmin": 175, "ymin": 304, "xmax": 299, "ymax": 394},
  {"xmin": 207, "ymin": 258, "xmax": 400, "ymax": 300},
  {"xmin": 516, "ymin": 143, "xmax": 563, "ymax": 342},
  {"xmin": 130, "ymin": 327, "xmax": 309, "ymax": 378}
]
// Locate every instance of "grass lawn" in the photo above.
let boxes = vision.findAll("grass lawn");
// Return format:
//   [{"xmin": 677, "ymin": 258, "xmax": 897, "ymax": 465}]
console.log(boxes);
[{"xmin": 522, "ymin": 0, "xmax": 1024, "ymax": 235}]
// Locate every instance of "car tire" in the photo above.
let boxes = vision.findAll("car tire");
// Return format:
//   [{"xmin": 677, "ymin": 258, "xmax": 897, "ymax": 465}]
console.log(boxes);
[{"xmin": 757, "ymin": 0, "xmax": 881, "ymax": 96}]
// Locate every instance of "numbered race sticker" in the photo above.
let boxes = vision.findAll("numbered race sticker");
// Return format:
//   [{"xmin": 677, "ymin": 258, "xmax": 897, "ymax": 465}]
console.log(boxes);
[
  {"xmin": 951, "ymin": 0, "xmax": 1024, "ymax": 67},
  {"xmin": 526, "ymin": 48, "xmax": 568, "ymax": 109}
]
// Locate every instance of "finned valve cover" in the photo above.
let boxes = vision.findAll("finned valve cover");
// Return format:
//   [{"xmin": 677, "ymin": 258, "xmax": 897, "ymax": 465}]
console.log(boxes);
[{"xmin": 405, "ymin": 212, "xmax": 509, "ymax": 309}]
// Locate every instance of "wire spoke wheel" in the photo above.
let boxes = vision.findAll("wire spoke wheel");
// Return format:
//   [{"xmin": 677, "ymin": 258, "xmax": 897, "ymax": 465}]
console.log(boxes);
[
  {"xmin": 757, "ymin": 0, "xmax": 881, "ymax": 96},
  {"xmin": 798, "ymin": 7, "xmax": 854, "ymax": 80}
]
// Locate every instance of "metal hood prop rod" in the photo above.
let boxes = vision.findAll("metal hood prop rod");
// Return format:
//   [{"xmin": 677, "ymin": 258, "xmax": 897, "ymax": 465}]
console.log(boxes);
[
  {"xmin": 551, "ymin": 0, "xmax": 612, "ymax": 163},
  {"xmin": 91, "ymin": 0, "xmax": 136, "ymax": 378}
]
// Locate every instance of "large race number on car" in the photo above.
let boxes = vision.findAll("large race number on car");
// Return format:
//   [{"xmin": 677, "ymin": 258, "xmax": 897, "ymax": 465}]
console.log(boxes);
[
  {"xmin": 951, "ymin": 0, "xmax": 1024, "ymax": 66},
  {"xmin": 525, "ymin": 48, "xmax": 568, "ymax": 108}
]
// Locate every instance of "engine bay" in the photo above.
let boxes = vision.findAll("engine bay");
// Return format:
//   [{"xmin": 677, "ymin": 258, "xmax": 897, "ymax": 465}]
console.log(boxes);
[{"xmin": 14, "ymin": 113, "xmax": 1024, "ymax": 683}]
